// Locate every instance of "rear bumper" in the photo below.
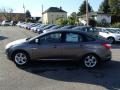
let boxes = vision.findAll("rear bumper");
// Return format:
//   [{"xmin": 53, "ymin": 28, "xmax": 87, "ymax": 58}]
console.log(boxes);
[
  {"xmin": 100, "ymin": 54, "xmax": 112, "ymax": 62},
  {"xmin": 102, "ymin": 57, "xmax": 111, "ymax": 61}
]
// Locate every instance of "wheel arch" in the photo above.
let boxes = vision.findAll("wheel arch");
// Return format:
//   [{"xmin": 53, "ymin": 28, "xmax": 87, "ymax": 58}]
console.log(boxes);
[
  {"xmin": 107, "ymin": 36, "xmax": 115, "ymax": 39},
  {"xmin": 11, "ymin": 49, "xmax": 30, "ymax": 60},
  {"xmin": 82, "ymin": 53, "xmax": 101, "ymax": 61}
]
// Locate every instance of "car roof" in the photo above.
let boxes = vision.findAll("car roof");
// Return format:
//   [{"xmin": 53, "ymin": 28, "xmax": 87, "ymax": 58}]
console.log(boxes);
[{"xmin": 43, "ymin": 29, "xmax": 89, "ymax": 35}]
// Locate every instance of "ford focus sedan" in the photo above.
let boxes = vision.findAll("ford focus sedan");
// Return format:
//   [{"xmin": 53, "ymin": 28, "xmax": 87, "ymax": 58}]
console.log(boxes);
[{"xmin": 5, "ymin": 29, "xmax": 111, "ymax": 68}]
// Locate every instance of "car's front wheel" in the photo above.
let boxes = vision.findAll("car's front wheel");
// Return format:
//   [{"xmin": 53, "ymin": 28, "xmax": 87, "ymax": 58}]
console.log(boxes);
[
  {"xmin": 82, "ymin": 54, "xmax": 98, "ymax": 68},
  {"xmin": 12, "ymin": 51, "xmax": 29, "ymax": 66}
]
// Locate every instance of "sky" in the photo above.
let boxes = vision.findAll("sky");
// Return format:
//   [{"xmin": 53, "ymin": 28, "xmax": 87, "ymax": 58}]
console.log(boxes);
[{"xmin": 0, "ymin": 0, "xmax": 103, "ymax": 17}]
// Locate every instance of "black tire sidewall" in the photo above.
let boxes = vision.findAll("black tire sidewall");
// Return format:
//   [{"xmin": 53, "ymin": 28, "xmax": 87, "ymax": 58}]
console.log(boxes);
[{"xmin": 107, "ymin": 37, "xmax": 115, "ymax": 44}]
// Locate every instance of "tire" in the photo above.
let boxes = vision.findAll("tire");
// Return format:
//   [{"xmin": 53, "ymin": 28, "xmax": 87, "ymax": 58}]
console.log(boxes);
[
  {"xmin": 12, "ymin": 51, "xmax": 30, "ymax": 66},
  {"xmin": 82, "ymin": 54, "xmax": 98, "ymax": 68},
  {"xmin": 107, "ymin": 37, "xmax": 115, "ymax": 44}
]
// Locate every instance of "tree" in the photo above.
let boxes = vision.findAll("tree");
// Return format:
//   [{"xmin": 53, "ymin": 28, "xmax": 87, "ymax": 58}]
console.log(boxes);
[
  {"xmin": 56, "ymin": 18, "xmax": 68, "ymax": 25},
  {"xmin": 109, "ymin": 0, "xmax": 120, "ymax": 15},
  {"xmin": 98, "ymin": 0, "xmax": 111, "ymax": 13},
  {"xmin": 67, "ymin": 17, "xmax": 76, "ymax": 25},
  {"xmin": 89, "ymin": 19, "xmax": 97, "ymax": 27},
  {"xmin": 25, "ymin": 10, "xmax": 31, "ymax": 18},
  {"xmin": 70, "ymin": 12, "xmax": 79, "ymax": 25},
  {"xmin": 0, "ymin": 8, "xmax": 13, "ymax": 20},
  {"xmin": 77, "ymin": 0, "xmax": 93, "ymax": 16},
  {"xmin": 71, "ymin": 12, "xmax": 77, "ymax": 18}
]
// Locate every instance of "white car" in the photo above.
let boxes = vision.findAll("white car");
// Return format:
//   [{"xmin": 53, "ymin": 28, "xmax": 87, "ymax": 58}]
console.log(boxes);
[
  {"xmin": 1, "ymin": 20, "xmax": 11, "ymax": 26},
  {"xmin": 98, "ymin": 28, "xmax": 120, "ymax": 43}
]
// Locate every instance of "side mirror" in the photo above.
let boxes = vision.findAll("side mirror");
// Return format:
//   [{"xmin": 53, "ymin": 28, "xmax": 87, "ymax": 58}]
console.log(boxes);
[{"xmin": 35, "ymin": 39, "xmax": 39, "ymax": 44}]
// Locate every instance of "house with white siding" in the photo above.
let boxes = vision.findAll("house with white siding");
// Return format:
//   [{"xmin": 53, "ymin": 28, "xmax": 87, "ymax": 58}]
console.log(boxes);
[
  {"xmin": 42, "ymin": 7, "xmax": 67, "ymax": 24},
  {"xmin": 79, "ymin": 12, "xmax": 111, "ymax": 25}
]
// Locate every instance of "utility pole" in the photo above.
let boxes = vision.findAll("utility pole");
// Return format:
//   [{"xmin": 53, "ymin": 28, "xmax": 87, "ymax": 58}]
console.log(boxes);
[
  {"xmin": 86, "ymin": 0, "xmax": 89, "ymax": 26},
  {"xmin": 23, "ymin": 4, "xmax": 26, "ymax": 13},
  {"xmin": 42, "ymin": 4, "xmax": 43, "ymax": 24},
  {"xmin": 23, "ymin": 4, "xmax": 26, "ymax": 21}
]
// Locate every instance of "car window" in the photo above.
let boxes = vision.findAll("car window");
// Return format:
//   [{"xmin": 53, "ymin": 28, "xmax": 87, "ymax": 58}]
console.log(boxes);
[
  {"xmin": 85, "ymin": 35, "xmax": 96, "ymax": 41},
  {"xmin": 65, "ymin": 33, "xmax": 83, "ymax": 43},
  {"xmin": 40, "ymin": 33, "xmax": 62, "ymax": 44},
  {"xmin": 87, "ymin": 34, "xmax": 105, "ymax": 41},
  {"xmin": 102, "ymin": 29, "xmax": 108, "ymax": 32}
]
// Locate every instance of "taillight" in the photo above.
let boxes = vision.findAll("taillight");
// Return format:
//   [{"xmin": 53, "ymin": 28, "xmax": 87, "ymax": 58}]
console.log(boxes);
[{"xmin": 102, "ymin": 44, "xmax": 111, "ymax": 49}]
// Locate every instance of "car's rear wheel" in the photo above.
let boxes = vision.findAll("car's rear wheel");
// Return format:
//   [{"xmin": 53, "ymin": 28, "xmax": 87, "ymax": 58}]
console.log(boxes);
[
  {"xmin": 107, "ymin": 37, "xmax": 115, "ymax": 44},
  {"xmin": 82, "ymin": 54, "xmax": 98, "ymax": 68},
  {"xmin": 12, "ymin": 51, "xmax": 29, "ymax": 66}
]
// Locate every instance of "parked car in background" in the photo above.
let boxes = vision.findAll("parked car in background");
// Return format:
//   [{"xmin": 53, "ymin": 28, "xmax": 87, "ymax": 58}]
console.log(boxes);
[
  {"xmin": 43, "ymin": 25, "xmax": 62, "ymax": 33},
  {"xmin": 31, "ymin": 24, "xmax": 42, "ymax": 31},
  {"xmin": 26, "ymin": 23, "xmax": 40, "ymax": 30},
  {"xmin": 60, "ymin": 25, "xmax": 75, "ymax": 29},
  {"xmin": 37, "ymin": 24, "xmax": 55, "ymax": 34},
  {"xmin": 34, "ymin": 24, "xmax": 47, "ymax": 33},
  {"xmin": 1, "ymin": 20, "xmax": 11, "ymax": 26},
  {"xmin": 97, "ymin": 27, "xmax": 120, "ymax": 43},
  {"xmin": 5, "ymin": 29, "xmax": 111, "ymax": 68}
]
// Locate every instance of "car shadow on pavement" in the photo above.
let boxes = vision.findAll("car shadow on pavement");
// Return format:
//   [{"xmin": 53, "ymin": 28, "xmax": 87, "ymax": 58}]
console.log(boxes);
[
  {"xmin": 20, "ymin": 60, "xmax": 120, "ymax": 90},
  {"xmin": 112, "ymin": 42, "xmax": 120, "ymax": 49},
  {"xmin": 0, "ymin": 36, "xmax": 8, "ymax": 41}
]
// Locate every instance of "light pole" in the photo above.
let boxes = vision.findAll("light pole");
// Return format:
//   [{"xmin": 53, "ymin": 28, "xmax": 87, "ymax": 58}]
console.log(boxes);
[
  {"xmin": 86, "ymin": 0, "xmax": 89, "ymax": 26},
  {"xmin": 42, "ymin": 4, "xmax": 43, "ymax": 24},
  {"xmin": 23, "ymin": 4, "xmax": 26, "ymax": 21}
]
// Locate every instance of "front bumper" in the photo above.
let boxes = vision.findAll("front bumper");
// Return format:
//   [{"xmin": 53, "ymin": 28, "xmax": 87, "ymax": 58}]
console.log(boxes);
[
  {"xmin": 5, "ymin": 49, "xmax": 12, "ymax": 60},
  {"xmin": 115, "ymin": 37, "xmax": 120, "ymax": 42}
]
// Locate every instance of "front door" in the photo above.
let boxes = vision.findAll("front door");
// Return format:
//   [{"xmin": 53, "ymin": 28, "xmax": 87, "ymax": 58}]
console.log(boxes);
[{"xmin": 31, "ymin": 32, "xmax": 63, "ymax": 59}]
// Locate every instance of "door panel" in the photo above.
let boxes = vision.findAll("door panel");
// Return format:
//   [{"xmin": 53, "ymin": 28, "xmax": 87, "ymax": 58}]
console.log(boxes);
[
  {"xmin": 31, "ymin": 43, "xmax": 63, "ymax": 59},
  {"xmin": 62, "ymin": 43, "xmax": 84, "ymax": 59},
  {"xmin": 61, "ymin": 32, "xmax": 85, "ymax": 59},
  {"xmin": 31, "ymin": 32, "xmax": 63, "ymax": 60}
]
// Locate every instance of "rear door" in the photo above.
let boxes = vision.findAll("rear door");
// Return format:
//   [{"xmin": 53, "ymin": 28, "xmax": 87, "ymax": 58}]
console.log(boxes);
[{"xmin": 61, "ymin": 32, "xmax": 85, "ymax": 59}]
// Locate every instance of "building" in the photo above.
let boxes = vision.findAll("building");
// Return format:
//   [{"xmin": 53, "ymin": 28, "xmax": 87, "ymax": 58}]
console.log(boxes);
[
  {"xmin": 79, "ymin": 12, "xmax": 111, "ymax": 25},
  {"xmin": 42, "ymin": 7, "xmax": 67, "ymax": 24},
  {"xmin": 0, "ymin": 13, "xmax": 25, "ymax": 22}
]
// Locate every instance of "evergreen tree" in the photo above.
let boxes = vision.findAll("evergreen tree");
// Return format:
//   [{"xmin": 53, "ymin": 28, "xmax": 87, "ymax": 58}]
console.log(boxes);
[
  {"xmin": 109, "ymin": 0, "xmax": 120, "ymax": 15},
  {"xmin": 77, "ymin": 0, "xmax": 93, "ymax": 16},
  {"xmin": 25, "ymin": 10, "xmax": 31, "ymax": 18},
  {"xmin": 98, "ymin": 0, "xmax": 111, "ymax": 13}
]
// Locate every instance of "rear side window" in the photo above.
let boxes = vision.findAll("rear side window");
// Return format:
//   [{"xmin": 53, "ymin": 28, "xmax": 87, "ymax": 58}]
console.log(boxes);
[
  {"xmin": 85, "ymin": 35, "xmax": 96, "ymax": 42},
  {"xmin": 65, "ymin": 33, "xmax": 83, "ymax": 43}
]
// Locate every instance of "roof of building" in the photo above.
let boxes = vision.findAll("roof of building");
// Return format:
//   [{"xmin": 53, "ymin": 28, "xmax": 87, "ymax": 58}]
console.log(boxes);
[{"xmin": 43, "ymin": 7, "xmax": 67, "ymax": 14}]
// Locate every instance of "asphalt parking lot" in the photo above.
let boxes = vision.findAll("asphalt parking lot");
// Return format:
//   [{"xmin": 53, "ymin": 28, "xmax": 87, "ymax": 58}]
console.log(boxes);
[{"xmin": 0, "ymin": 26, "xmax": 120, "ymax": 90}]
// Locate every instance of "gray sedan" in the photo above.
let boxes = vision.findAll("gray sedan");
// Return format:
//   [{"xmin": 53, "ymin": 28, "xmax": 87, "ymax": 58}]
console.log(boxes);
[{"xmin": 5, "ymin": 29, "xmax": 111, "ymax": 68}]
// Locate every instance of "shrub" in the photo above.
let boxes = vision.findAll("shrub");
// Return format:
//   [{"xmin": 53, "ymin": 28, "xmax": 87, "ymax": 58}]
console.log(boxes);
[
  {"xmin": 111, "ymin": 23, "xmax": 120, "ymax": 28},
  {"xmin": 96, "ymin": 22, "xmax": 110, "ymax": 27}
]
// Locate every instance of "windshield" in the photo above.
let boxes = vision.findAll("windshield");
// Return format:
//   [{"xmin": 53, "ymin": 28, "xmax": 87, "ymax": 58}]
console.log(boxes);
[{"xmin": 106, "ymin": 29, "xmax": 117, "ymax": 33}]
